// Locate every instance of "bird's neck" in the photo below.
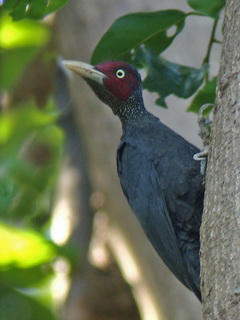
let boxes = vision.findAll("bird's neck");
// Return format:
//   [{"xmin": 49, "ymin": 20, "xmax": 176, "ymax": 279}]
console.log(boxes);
[{"xmin": 115, "ymin": 96, "xmax": 149, "ymax": 126}]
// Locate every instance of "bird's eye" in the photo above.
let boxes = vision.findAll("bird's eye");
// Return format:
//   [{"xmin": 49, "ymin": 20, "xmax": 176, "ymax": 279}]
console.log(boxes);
[{"xmin": 116, "ymin": 69, "xmax": 125, "ymax": 79}]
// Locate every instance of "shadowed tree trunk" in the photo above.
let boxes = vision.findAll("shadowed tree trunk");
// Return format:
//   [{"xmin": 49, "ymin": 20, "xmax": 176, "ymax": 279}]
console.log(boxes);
[{"xmin": 200, "ymin": 0, "xmax": 240, "ymax": 318}]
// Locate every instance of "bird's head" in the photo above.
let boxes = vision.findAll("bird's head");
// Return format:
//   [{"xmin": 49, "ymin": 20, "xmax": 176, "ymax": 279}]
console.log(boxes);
[{"xmin": 63, "ymin": 60, "xmax": 145, "ymax": 120}]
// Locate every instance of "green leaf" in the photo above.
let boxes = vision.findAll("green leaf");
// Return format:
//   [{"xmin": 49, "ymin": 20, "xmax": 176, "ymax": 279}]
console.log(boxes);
[
  {"xmin": 0, "ymin": 47, "xmax": 40, "ymax": 89},
  {"xmin": 0, "ymin": 101, "xmax": 59, "ymax": 147},
  {"xmin": 145, "ymin": 20, "xmax": 185, "ymax": 54},
  {"xmin": 0, "ymin": 223, "xmax": 55, "ymax": 268},
  {"xmin": 187, "ymin": 0, "xmax": 225, "ymax": 18},
  {"xmin": 187, "ymin": 77, "xmax": 217, "ymax": 113},
  {"xmin": 0, "ymin": 14, "xmax": 50, "ymax": 49},
  {"xmin": 45, "ymin": 0, "xmax": 69, "ymax": 15},
  {"xmin": 1, "ymin": 0, "xmax": 69, "ymax": 20},
  {"xmin": 0, "ymin": 13, "xmax": 50, "ymax": 89},
  {"xmin": 0, "ymin": 265, "xmax": 53, "ymax": 288},
  {"xmin": 91, "ymin": 10, "xmax": 186, "ymax": 64},
  {"xmin": 135, "ymin": 47, "xmax": 208, "ymax": 107},
  {"xmin": 1, "ymin": 0, "xmax": 18, "ymax": 10},
  {"xmin": 0, "ymin": 102, "xmax": 63, "ymax": 219},
  {"xmin": 25, "ymin": 0, "xmax": 48, "ymax": 20},
  {"xmin": 0, "ymin": 180, "xmax": 16, "ymax": 215},
  {"xmin": 9, "ymin": 0, "xmax": 29, "ymax": 20},
  {"xmin": 0, "ymin": 282, "xmax": 56, "ymax": 320}
]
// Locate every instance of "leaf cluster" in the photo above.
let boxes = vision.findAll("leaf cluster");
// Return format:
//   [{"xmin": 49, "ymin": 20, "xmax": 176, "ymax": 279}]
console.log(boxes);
[
  {"xmin": 0, "ymin": 101, "xmax": 68, "ymax": 320},
  {"xmin": 91, "ymin": 0, "xmax": 224, "ymax": 111},
  {"xmin": 1, "ymin": 0, "xmax": 68, "ymax": 20},
  {"xmin": 0, "ymin": 2, "xmax": 73, "ymax": 320}
]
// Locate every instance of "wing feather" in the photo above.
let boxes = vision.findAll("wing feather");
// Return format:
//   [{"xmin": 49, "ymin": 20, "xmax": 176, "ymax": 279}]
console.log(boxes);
[{"xmin": 117, "ymin": 141, "xmax": 200, "ymax": 298}]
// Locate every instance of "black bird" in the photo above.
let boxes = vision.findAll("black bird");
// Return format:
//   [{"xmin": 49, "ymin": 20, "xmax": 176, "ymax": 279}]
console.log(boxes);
[{"xmin": 63, "ymin": 60, "xmax": 204, "ymax": 300}]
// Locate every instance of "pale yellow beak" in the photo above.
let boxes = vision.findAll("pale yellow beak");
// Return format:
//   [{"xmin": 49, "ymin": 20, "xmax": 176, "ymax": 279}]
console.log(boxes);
[{"xmin": 62, "ymin": 60, "xmax": 107, "ymax": 84}]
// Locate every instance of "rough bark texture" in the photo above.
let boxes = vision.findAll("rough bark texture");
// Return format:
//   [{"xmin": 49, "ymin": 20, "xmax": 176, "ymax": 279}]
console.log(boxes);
[{"xmin": 200, "ymin": 1, "xmax": 240, "ymax": 319}]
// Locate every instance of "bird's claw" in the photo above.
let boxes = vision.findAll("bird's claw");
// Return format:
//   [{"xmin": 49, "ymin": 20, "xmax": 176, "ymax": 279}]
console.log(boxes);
[
  {"xmin": 194, "ymin": 146, "xmax": 208, "ymax": 175},
  {"xmin": 193, "ymin": 146, "xmax": 208, "ymax": 161}
]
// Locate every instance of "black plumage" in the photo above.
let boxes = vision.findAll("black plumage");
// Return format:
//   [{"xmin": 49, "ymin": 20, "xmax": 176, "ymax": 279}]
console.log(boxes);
[
  {"xmin": 117, "ymin": 113, "xmax": 203, "ymax": 300},
  {"xmin": 63, "ymin": 59, "xmax": 204, "ymax": 300}
]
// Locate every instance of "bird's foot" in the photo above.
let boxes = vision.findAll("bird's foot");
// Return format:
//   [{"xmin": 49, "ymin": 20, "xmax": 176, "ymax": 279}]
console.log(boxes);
[{"xmin": 194, "ymin": 146, "xmax": 208, "ymax": 175}]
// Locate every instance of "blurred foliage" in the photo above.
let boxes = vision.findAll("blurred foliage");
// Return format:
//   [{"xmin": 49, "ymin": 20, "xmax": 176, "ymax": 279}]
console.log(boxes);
[
  {"xmin": 0, "ymin": 282, "xmax": 56, "ymax": 320},
  {"xmin": 0, "ymin": 101, "xmax": 63, "ymax": 219},
  {"xmin": 0, "ymin": 101, "xmax": 66, "ymax": 320},
  {"xmin": 0, "ymin": 13, "xmax": 50, "ymax": 89},
  {"xmin": 0, "ymin": 223, "xmax": 55, "ymax": 268},
  {"xmin": 0, "ymin": 1, "xmax": 71, "ymax": 319},
  {"xmin": 92, "ymin": 0, "xmax": 225, "ymax": 110},
  {"xmin": 1, "ymin": 0, "xmax": 68, "ymax": 20}
]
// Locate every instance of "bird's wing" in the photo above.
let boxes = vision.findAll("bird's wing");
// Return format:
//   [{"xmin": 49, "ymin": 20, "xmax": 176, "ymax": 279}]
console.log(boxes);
[
  {"xmin": 156, "ymin": 141, "xmax": 203, "ymax": 228},
  {"xmin": 117, "ymin": 141, "xmax": 200, "ymax": 297}
]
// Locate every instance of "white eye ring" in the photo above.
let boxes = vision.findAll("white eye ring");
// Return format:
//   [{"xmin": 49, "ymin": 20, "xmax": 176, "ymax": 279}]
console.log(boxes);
[{"xmin": 116, "ymin": 69, "xmax": 125, "ymax": 79}]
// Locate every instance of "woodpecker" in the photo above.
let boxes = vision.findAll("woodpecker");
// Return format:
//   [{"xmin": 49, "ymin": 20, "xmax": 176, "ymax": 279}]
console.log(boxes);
[{"xmin": 63, "ymin": 60, "xmax": 203, "ymax": 300}]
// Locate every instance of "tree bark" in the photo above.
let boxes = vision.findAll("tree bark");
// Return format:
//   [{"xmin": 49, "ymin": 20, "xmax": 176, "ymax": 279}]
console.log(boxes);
[{"xmin": 200, "ymin": 1, "xmax": 240, "ymax": 319}]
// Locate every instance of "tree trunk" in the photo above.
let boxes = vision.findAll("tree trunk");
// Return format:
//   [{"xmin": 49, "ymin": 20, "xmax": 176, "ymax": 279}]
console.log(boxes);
[{"xmin": 200, "ymin": 1, "xmax": 240, "ymax": 319}]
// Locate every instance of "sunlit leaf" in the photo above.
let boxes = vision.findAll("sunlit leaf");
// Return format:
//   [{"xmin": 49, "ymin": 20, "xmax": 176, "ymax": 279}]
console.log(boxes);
[
  {"xmin": 91, "ymin": 10, "xmax": 186, "ymax": 64},
  {"xmin": 187, "ymin": 77, "xmax": 217, "ymax": 113},
  {"xmin": 0, "ymin": 13, "xmax": 50, "ymax": 89},
  {"xmin": 0, "ymin": 13, "xmax": 49, "ymax": 48},
  {"xmin": 0, "ymin": 223, "xmax": 55, "ymax": 268},
  {"xmin": 187, "ymin": 0, "xmax": 225, "ymax": 18},
  {"xmin": 135, "ymin": 47, "xmax": 208, "ymax": 107}
]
